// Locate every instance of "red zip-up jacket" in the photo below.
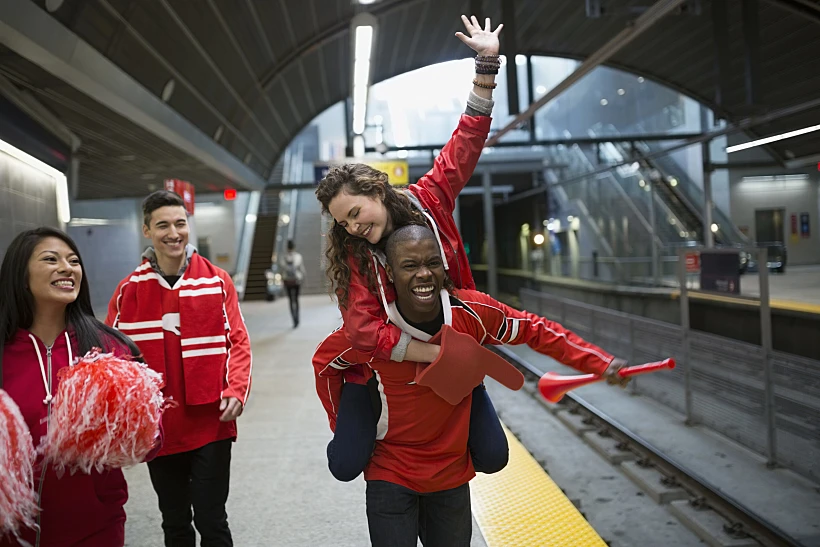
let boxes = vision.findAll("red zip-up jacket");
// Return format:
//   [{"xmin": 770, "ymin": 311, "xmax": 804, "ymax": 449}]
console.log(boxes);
[
  {"xmin": 340, "ymin": 114, "xmax": 490, "ymax": 363},
  {"xmin": 1, "ymin": 330, "xmax": 128, "ymax": 547},
  {"xmin": 315, "ymin": 289, "xmax": 614, "ymax": 449}
]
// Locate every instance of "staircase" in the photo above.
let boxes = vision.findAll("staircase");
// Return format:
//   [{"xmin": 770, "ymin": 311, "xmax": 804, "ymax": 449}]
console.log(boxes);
[{"xmin": 243, "ymin": 187, "xmax": 281, "ymax": 301}]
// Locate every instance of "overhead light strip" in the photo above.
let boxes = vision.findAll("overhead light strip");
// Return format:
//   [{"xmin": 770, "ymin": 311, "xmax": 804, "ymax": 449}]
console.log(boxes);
[
  {"xmin": 726, "ymin": 124, "xmax": 820, "ymax": 153},
  {"xmin": 352, "ymin": 25, "xmax": 373, "ymax": 135}
]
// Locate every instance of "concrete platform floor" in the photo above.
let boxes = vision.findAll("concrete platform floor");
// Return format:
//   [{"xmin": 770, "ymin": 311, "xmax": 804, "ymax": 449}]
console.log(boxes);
[
  {"xmin": 679, "ymin": 264, "xmax": 820, "ymax": 306},
  {"xmin": 122, "ymin": 295, "xmax": 488, "ymax": 547}
]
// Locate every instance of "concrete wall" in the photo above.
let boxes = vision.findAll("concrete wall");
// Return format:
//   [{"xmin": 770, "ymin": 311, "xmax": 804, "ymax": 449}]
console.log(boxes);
[
  {"xmin": 728, "ymin": 168, "xmax": 820, "ymax": 265},
  {"xmin": 283, "ymin": 189, "xmax": 326, "ymax": 295},
  {"xmin": 193, "ymin": 193, "xmax": 248, "ymax": 275},
  {"xmin": 0, "ymin": 143, "xmax": 60, "ymax": 256},
  {"xmin": 67, "ymin": 199, "xmax": 143, "ymax": 315}
]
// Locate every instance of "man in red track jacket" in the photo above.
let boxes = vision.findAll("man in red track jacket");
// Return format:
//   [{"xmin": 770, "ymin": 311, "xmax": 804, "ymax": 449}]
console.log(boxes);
[
  {"xmin": 107, "ymin": 191, "xmax": 251, "ymax": 547},
  {"xmin": 312, "ymin": 224, "xmax": 625, "ymax": 547}
]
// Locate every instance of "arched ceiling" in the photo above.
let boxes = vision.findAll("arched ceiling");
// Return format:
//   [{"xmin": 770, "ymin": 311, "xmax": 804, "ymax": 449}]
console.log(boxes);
[{"xmin": 2, "ymin": 0, "xmax": 819, "ymax": 199}]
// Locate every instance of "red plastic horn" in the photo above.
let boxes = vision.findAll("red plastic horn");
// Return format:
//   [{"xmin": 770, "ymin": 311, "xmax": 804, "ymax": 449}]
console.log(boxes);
[{"xmin": 538, "ymin": 358, "xmax": 676, "ymax": 403}]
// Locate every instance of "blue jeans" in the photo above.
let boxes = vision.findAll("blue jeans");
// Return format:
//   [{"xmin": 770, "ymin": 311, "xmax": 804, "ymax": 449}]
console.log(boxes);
[
  {"xmin": 366, "ymin": 480, "xmax": 471, "ymax": 547},
  {"xmin": 327, "ymin": 381, "xmax": 508, "ymax": 482}
]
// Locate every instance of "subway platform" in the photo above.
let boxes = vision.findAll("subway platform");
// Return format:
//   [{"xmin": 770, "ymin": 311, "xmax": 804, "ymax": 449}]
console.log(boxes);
[{"xmin": 121, "ymin": 295, "xmax": 820, "ymax": 547}]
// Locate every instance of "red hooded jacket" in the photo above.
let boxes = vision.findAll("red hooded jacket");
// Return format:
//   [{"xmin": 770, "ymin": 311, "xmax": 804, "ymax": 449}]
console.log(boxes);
[
  {"xmin": 339, "ymin": 114, "xmax": 490, "ymax": 362},
  {"xmin": 1, "ymin": 330, "xmax": 127, "ymax": 547}
]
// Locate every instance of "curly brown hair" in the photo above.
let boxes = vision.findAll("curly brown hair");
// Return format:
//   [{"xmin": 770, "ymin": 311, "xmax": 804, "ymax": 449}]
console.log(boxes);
[{"xmin": 316, "ymin": 163, "xmax": 426, "ymax": 308}]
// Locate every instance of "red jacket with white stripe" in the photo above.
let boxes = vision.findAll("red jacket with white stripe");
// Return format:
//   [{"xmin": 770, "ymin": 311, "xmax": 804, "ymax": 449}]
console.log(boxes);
[
  {"xmin": 1, "ymin": 331, "xmax": 128, "ymax": 547},
  {"xmin": 106, "ymin": 257, "xmax": 251, "ymax": 457},
  {"xmin": 340, "ymin": 114, "xmax": 489, "ymax": 362},
  {"xmin": 313, "ymin": 289, "xmax": 614, "ymax": 493}
]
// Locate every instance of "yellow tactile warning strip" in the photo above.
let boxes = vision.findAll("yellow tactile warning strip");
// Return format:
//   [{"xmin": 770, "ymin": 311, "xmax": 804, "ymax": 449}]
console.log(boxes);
[
  {"xmin": 470, "ymin": 426, "xmax": 607, "ymax": 547},
  {"xmin": 672, "ymin": 290, "xmax": 820, "ymax": 315}
]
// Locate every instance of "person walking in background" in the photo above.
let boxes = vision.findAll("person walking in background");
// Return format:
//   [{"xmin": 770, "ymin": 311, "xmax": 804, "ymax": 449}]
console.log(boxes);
[
  {"xmin": 280, "ymin": 240, "xmax": 306, "ymax": 328},
  {"xmin": 106, "ymin": 190, "xmax": 252, "ymax": 547}
]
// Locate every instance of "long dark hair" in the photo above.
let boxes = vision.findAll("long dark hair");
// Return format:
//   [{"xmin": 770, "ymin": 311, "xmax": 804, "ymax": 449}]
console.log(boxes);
[
  {"xmin": 316, "ymin": 164, "xmax": 426, "ymax": 307},
  {"xmin": 0, "ymin": 227, "xmax": 141, "ymax": 382}
]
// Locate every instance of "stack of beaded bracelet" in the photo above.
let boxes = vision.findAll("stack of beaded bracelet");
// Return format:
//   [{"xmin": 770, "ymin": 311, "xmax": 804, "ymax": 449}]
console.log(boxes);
[
  {"xmin": 472, "ymin": 78, "xmax": 497, "ymax": 89},
  {"xmin": 475, "ymin": 54, "xmax": 501, "ymax": 75}
]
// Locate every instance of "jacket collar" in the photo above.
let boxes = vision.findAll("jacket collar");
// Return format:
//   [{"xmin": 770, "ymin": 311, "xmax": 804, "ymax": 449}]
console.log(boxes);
[
  {"xmin": 142, "ymin": 244, "xmax": 197, "ymax": 276},
  {"xmin": 384, "ymin": 290, "xmax": 453, "ymax": 342}
]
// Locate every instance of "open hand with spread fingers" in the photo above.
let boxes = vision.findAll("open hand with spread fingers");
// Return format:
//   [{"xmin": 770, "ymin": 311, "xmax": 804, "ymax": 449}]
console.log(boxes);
[{"xmin": 455, "ymin": 15, "xmax": 503, "ymax": 56}]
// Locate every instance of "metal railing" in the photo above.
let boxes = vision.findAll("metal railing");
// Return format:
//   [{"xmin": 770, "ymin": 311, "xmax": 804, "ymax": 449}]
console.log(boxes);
[{"xmin": 520, "ymin": 261, "xmax": 820, "ymax": 482}]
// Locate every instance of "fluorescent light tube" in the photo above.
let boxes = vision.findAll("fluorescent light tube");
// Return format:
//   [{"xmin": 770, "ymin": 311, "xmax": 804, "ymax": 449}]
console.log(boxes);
[{"xmin": 726, "ymin": 124, "xmax": 820, "ymax": 153}]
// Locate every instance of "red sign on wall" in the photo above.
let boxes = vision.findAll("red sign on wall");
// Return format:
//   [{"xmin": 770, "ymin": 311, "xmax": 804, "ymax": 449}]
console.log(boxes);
[
  {"xmin": 685, "ymin": 252, "xmax": 700, "ymax": 273},
  {"xmin": 791, "ymin": 213, "xmax": 798, "ymax": 236},
  {"xmin": 164, "ymin": 179, "xmax": 195, "ymax": 215}
]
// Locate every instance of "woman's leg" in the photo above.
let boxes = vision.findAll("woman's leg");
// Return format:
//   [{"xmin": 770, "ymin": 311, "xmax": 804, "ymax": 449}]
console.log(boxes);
[
  {"xmin": 468, "ymin": 384, "xmax": 509, "ymax": 474},
  {"xmin": 326, "ymin": 381, "xmax": 378, "ymax": 481}
]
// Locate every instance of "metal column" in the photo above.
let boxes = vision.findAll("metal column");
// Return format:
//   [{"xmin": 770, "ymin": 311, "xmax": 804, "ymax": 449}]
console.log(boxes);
[
  {"xmin": 758, "ymin": 248, "xmax": 777, "ymax": 467},
  {"xmin": 453, "ymin": 196, "xmax": 461, "ymax": 232},
  {"xmin": 677, "ymin": 248, "xmax": 694, "ymax": 425},
  {"xmin": 483, "ymin": 172, "xmax": 498, "ymax": 296},
  {"xmin": 68, "ymin": 155, "xmax": 80, "ymax": 201},
  {"xmin": 649, "ymin": 180, "xmax": 660, "ymax": 284},
  {"xmin": 701, "ymin": 107, "xmax": 715, "ymax": 248}
]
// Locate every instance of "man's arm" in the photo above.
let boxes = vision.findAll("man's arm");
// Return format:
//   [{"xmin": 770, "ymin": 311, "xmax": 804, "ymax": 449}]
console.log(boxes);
[
  {"xmin": 460, "ymin": 291, "xmax": 614, "ymax": 375},
  {"xmin": 220, "ymin": 272, "xmax": 252, "ymax": 420}
]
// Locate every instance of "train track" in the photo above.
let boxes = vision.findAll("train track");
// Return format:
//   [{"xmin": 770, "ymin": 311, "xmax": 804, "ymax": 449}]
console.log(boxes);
[{"xmin": 490, "ymin": 345, "xmax": 806, "ymax": 547}]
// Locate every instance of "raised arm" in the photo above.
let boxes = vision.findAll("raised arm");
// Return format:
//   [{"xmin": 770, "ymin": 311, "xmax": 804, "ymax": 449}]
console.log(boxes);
[{"xmin": 412, "ymin": 16, "xmax": 502, "ymax": 211}]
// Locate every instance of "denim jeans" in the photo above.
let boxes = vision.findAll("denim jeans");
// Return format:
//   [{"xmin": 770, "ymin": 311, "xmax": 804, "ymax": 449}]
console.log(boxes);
[
  {"xmin": 366, "ymin": 480, "xmax": 471, "ymax": 547},
  {"xmin": 147, "ymin": 439, "xmax": 233, "ymax": 547}
]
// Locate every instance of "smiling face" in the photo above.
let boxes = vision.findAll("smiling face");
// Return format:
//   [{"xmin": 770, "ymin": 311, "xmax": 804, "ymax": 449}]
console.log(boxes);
[
  {"xmin": 27, "ymin": 236, "xmax": 82, "ymax": 309},
  {"xmin": 143, "ymin": 205, "xmax": 189, "ymax": 265},
  {"xmin": 386, "ymin": 237, "xmax": 445, "ymax": 324},
  {"xmin": 327, "ymin": 189, "xmax": 392, "ymax": 245}
]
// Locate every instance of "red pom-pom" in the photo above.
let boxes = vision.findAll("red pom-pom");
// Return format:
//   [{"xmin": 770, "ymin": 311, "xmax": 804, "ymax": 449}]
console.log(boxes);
[
  {"xmin": 41, "ymin": 349, "xmax": 166, "ymax": 474},
  {"xmin": 0, "ymin": 389, "xmax": 38, "ymax": 539}
]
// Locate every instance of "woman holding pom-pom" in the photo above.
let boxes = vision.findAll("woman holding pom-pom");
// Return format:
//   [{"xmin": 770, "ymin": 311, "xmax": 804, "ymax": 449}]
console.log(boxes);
[{"xmin": 0, "ymin": 227, "xmax": 149, "ymax": 547}]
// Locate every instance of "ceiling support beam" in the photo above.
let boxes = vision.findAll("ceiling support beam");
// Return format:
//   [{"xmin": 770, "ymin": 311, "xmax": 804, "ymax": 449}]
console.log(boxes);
[
  {"xmin": 711, "ymin": 0, "xmax": 731, "ymax": 114},
  {"xmin": 502, "ymin": 95, "xmax": 820, "ymax": 204},
  {"xmin": 742, "ymin": 0, "xmax": 761, "ymax": 107},
  {"xmin": 501, "ymin": 0, "xmax": 520, "ymax": 115},
  {"xmin": 762, "ymin": 0, "xmax": 820, "ymax": 23},
  {"xmin": 485, "ymin": 0, "xmax": 688, "ymax": 147},
  {"xmin": 0, "ymin": 0, "xmax": 267, "ymax": 190},
  {"xmin": 0, "ymin": 72, "xmax": 81, "ymax": 151}
]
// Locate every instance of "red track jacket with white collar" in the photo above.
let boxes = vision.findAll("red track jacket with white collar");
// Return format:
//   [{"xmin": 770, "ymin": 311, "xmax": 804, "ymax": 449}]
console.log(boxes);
[
  {"xmin": 339, "ymin": 114, "xmax": 490, "ymax": 363},
  {"xmin": 313, "ymin": 289, "xmax": 614, "ymax": 493},
  {"xmin": 107, "ymin": 254, "xmax": 252, "ymax": 457},
  {"xmin": 1, "ymin": 331, "xmax": 129, "ymax": 547}
]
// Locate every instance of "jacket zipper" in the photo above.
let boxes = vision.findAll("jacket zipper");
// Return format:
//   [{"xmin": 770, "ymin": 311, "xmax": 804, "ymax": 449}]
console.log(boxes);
[{"xmin": 34, "ymin": 344, "xmax": 53, "ymax": 547}]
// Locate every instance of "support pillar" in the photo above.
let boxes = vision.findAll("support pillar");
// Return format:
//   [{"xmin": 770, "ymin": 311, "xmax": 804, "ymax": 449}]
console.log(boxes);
[
  {"xmin": 701, "ymin": 106, "xmax": 715, "ymax": 247},
  {"xmin": 482, "ymin": 172, "xmax": 498, "ymax": 296},
  {"xmin": 649, "ymin": 179, "xmax": 660, "ymax": 284}
]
